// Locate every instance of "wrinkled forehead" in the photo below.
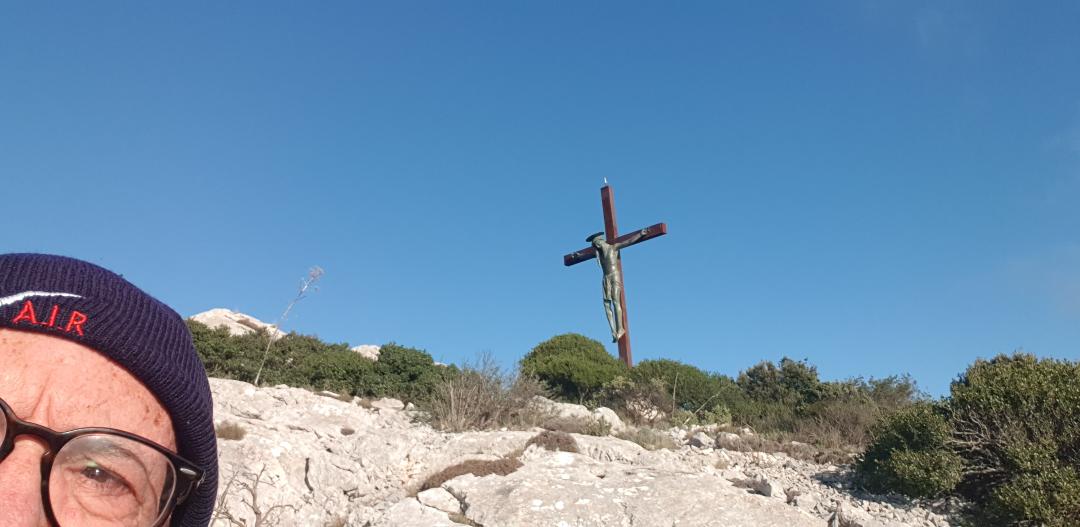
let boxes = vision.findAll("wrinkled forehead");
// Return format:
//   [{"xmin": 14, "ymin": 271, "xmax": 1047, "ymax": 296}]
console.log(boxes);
[{"xmin": 0, "ymin": 328, "xmax": 177, "ymax": 450}]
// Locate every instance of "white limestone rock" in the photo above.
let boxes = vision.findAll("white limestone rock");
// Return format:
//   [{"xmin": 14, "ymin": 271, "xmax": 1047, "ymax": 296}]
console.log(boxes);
[
  {"xmin": 417, "ymin": 487, "xmax": 464, "ymax": 516},
  {"xmin": 717, "ymin": 431, "xmax": 743, "ymax": 449},
  {"xmin": 374, "ymin": 498, "xmax": 468, "ymax": 527},
  {"xmin": 529, "ymin": 396, "xmax": 625, "ymax": 435},
  {"xmin": 351, "ymin": 344, "xmax": 381, "ymax": 361},
  {"xmin": 440, "ymin": 449, "xmax": 823, "ymax": 526},
  {"xmin": 591, "ymin": 406, "xmax": 627, "ymax": 434},
  {"xmin": 210, "ymin": 377, "xmax": 955, "ymax": 527},
  {"xmin": 829, "ymin": 503, "xmax": 889, "ymax": 527},
  {"xmin": 530, "ymin": 395, "xmax": 593, "ymax": 420},
  {"xmin": 370, "ymin": 397, "xmax": 405, "ymax": 410},
  {"xmin": 189, "ymin": 308, "xmax": 286, "ymax": 340},
  {"xmin": 689, "ymin": 431, "xmax": 714, "ymax": 448}
]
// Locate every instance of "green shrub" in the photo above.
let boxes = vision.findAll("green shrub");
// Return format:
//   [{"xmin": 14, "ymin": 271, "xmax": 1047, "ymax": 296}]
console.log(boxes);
[
  {"xmin": 188, "ymin": 320, "xmax": 266, "ymax": 382},
  {"xmin": 294, "ymin": 350, "xmax": 375, "ymax": 396},
  {"xmin": 702, "ymin": 403, "xmax": 733, "ymax": 425},
  {"xmin": 855, "ymin": 354, "xmax": 1080, "ymax": 524},
  {"xmin": 728, "ymin": 360, "xmax": 918, "ymax": 449},
  {"xmin": 727, "ymin": 398, "xmax": 798, "ymax": 435},
  {"xmin": 856, "ymin": 403, "xmax": 962, "ymax": 498},
  {"xmin": 796, "ymin": 380, "xmax": 894, "ymax": 449},
  {"xmin": 596, "ymin": 375, "xmax": 671, "ymax": 425},
  {"xmin": 262, "ymin": 333, "xmax": 354, "ymax": 387},
  {"xmin": 188, "ymin": 319, "xmax": 365, "ymax": 390},
  {"xmin": 632, "ymin": 359, "xmax": 740, "ymax": 414},
  {"xmin": 366, "ymin": 343, "xmax": 447, "ymax": 402},
  {"xmin": 189, "ymin": 320, "xmax": 446, "ymax": 402},
  {"xmin": 671, "ymin": 403, "xmax": 732, "ymax": 427},
  {"xmin": 738, "ymin": 357, "xmax": 824, "ymax": 408},
  {"xmin": 949, "ymin": 353, "xmax": 1080, "ymax": 525},
  {"xmin": 520, "ymin": 334, "xmax": 626, "ymax": 404}
]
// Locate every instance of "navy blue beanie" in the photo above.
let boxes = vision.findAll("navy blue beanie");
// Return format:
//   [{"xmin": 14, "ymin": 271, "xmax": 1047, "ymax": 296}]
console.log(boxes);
[{"xmin": 0, "ymin": 253, "xmax": 217, "ymax": 527}]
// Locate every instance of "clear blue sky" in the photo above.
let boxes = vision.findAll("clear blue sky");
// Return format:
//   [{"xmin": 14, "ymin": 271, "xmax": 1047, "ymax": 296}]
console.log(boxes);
[{"xmin": 3, "ymin": 2, "xmax": 1079, "ymax": 396}]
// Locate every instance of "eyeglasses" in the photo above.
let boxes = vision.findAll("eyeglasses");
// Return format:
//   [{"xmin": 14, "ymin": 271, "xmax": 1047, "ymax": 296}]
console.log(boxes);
[{"xmin": 0, "ymin": 396, "xmax": 204, "ymax": 527}]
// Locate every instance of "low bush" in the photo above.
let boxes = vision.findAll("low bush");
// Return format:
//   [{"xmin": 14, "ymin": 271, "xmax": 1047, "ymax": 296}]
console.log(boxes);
[
  {"xmin": 293, "ymin": 349, "xmax": 376, "ymax": 396},
  {"xmin": 520, "ymin": 334, "xmax": 626, "ymax": 404},
  {"xmin": 856, "ymin": 404, "xmax": 962, "ymax": 498},
  {"xmin": 425, "ymin": 353, "xmax": 549, "ymax": 432},
  {"xmin": 215, "ymin": 421, "xmax": 247, "ymax": 441},
  {"xmin": 633, "ymin": 359, "xmax": 738, "ymax": 411},
  {"xmin": 597, "ymin": 376, "xmax": 671, "ymax": 425},
  {"xmin": 189, "ymin": 320, "xmax": 267, "ymax": 382},
  {"xmin": 367, "ymin": 343, "xmax": 447, "ymax": 402},
  {"xmin": 419, "ymin": 457, "xmax": 524, "ymax": 491},
  {"xmin": 525, "ymin": 431, "xmax": 579, "ymax": 453},
  {"xmin": 855, "ymin": 353, "xmax": 1080, "ymax": 525},
  {"xmin": 795, "ymin": 379, "xmax": 906, "ymax": 450},
  {"xmin": 949, "ymin": 354, "xmax": 1080, "ymax": 525},
  {"xmin": 738, "ymin": 358, "xmax": 824, "ymax": 410},
  {"xmin": 727, "ymin": 363, "xmax": 919, "ymax": 450},
  {"xmin": 538, "ymin": 415, "xmax": 611, "ymax": 437},
  {"xmin": 188, "ymin": 320, "xmax": 446, "ymax": 403}
]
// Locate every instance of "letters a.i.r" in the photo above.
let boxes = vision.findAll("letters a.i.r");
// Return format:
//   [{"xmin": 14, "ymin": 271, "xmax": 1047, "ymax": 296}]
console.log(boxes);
[{"xmin": 10, "ymin": 300, "xmax": 88, "ymax": 336}]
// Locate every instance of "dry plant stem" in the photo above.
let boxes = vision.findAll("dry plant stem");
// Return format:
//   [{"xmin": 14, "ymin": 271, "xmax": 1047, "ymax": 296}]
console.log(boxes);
[
  {"xmin": 671, "ymin": 372, "xmax": 679, "ymax": 416},
  {"xmin": 253, "ymin": 266, "xmax": 324, "ymax": 386},
  {"xmin": 210, "ymin": 470, "xmax": 240, "ymax": 527},
  {"xmin": 681, "ymin": 391, "xmax": 725, "ymax": 427},
  {"xmin": 214, "ymin": 465, "xmax": 298, "ymax": 527}
]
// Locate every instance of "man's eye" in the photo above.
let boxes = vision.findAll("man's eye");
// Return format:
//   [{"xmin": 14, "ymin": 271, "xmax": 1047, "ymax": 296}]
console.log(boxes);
[{"xmin": 78, "ymin": 462, "xmax": 128, "ymax": 492}]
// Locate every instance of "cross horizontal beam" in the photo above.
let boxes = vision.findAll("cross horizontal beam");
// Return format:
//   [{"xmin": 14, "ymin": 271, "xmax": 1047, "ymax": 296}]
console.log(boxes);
[{"xmin": 563, "ymin": 222, "xmax": 668, "ymax": 267}]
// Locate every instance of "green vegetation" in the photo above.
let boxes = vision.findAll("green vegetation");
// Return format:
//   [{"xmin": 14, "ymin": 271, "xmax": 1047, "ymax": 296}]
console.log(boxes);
[
  {"xmin": 633, "ymin": 359, "xmax": 740, "ymax": 416},
  {"xmin": 520, "ymin": 333, "xmax": 626, "ymax": 403},
  {"xmin": 367, "ymin": 343, "xmax": 448, "ymax": 401},
  {"xmin": 856, "ymin": 403, "xmax": 962, "ymax": 498},
  {"xmin": 514, "ymin": 334, "xmax": 917, "ymax": 450},
  {"xmin": 856, "ymin": 353, "xmax": 1080, "ymax": 525},
  {"xmin": 188, "ymin": 320, "xmax": 447, "ymax": 401},
  {"xmin": 951, "ymin": 354, "xmax": 1080, "ymax": 525}
]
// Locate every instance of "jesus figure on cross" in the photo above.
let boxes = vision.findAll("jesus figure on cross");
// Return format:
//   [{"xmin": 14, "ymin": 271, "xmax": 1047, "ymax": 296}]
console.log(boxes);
[{"xmin": 587, "ymin": 228, "xmax": 649, "ymax": 342}]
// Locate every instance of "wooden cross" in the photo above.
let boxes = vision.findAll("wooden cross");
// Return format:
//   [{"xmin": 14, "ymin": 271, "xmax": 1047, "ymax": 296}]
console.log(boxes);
[{"xmin": 563, "ymin": 184, "xmax": 667, "ymax": 367}]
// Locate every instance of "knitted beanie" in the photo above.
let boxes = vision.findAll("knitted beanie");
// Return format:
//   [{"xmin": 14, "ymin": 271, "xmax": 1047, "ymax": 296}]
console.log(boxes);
[{"xmin": 0, "ymin": 253, "xmax": 217, "ymax": 527}]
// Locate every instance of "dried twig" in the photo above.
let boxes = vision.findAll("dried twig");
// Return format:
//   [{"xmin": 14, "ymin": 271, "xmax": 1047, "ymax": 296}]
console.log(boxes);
[
  {"xmin": 253, "ymin": 266, "xmax": 325, "ymax": 386},
  {"xmin": 212, "ymin": 465, "xmax": 298, "ymax": 527}
]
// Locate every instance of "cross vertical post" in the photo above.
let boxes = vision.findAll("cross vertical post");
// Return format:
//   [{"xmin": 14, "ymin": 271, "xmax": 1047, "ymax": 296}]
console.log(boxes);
[{"xmin": 600, "ymin": 185, "xmax": 633, "ymax": 367}]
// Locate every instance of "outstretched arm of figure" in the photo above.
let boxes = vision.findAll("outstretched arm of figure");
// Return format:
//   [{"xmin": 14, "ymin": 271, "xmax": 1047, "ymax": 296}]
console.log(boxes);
[{"xmin": 613, "ymin": 228, "xmax": 649, "ymax": 250}]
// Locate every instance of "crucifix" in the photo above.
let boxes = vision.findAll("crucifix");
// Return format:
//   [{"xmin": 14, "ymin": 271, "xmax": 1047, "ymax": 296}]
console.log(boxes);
[{"xmin": 563, "ymin": 184, "xmax": 667, "ymax": 367}]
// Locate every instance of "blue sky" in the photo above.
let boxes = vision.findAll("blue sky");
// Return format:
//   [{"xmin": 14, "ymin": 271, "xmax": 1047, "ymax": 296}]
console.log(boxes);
[{"xmin": 3, "ymin": 2, "xmax": 1079, "ymax": 396}]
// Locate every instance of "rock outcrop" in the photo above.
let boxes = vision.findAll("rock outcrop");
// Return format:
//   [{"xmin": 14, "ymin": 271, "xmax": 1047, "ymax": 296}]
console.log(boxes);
[
  {"xmin": 529, "ymin": 395, "xmax": 628, "ymax": 434},
  {"xmin": 211, "ymin": 378, "xmax": 953, "ymax": 527},
  {"xmin": 189, "ymin": 308, "xmax": 286, "ymax": 340},
  {"xmin": 350, "ymin": 344, "xmax": 381, "ymax": 361}
]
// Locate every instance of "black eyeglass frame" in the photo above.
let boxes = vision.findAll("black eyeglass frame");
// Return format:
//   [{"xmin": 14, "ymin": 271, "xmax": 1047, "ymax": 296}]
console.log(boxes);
[{"xmin": 0, "ymin": 396, "xmax": 204, "ymax": 527}]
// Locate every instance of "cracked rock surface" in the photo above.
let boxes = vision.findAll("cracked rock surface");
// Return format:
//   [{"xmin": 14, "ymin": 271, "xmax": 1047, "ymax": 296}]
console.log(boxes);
[{"xmin": 212, "ymin": 378, "xmax": 953, "ymax": 527}]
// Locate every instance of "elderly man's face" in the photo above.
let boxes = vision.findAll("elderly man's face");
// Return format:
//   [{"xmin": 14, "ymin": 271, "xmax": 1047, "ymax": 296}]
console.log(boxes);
[{"xmin": 0, "ymin": 328, "xmax": 176, "ymax": 527}]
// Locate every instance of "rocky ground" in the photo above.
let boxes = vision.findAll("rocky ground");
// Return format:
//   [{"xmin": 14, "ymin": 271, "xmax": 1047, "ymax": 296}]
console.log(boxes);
[{"xmin": 210, "ymin": 378, "xmax": 955, "ymax": 527}]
